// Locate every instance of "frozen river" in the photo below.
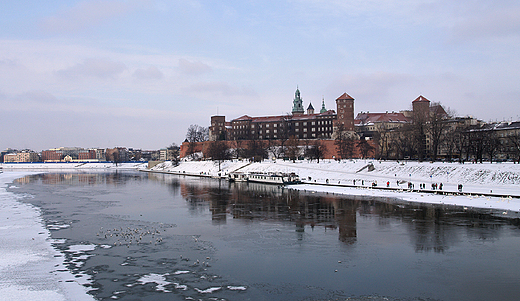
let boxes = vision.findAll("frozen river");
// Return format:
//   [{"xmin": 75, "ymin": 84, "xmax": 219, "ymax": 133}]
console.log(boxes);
[{"xmin": 4, "ymin": 171, "xmax": 520, "ymax": 300}]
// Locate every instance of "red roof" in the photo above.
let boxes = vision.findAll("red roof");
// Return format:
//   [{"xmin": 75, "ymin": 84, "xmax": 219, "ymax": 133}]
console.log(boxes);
[
  {"xmin": 412, "ymin": 95, "xmax": 430, "ymax": 103},
  {"xmin": 231, "ymin": 110, "xmax": 336, "ymax": 123},
  {"xmin": 234, "ymin": 115, "xmax": 253, "ymax": 121},
  {"xmin": 336, "ymin": 93, "xmax": 354, "ymax": 100},
  {"xmin": 354, "ymin": 112, "xmax": 411, "ymax": 125}
]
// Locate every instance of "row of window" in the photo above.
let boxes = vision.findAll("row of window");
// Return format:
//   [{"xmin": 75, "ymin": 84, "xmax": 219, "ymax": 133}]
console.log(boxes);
[{"xmin": 232, "ymin": 119, "xmax": 333, "ymax": 129}]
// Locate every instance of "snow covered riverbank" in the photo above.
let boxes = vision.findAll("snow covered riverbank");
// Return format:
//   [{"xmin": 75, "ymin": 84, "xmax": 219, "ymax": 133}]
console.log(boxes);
[
  {"xmin": 0, "ymin": 172, "xmax": 95, "ymax": 301},
  {"xmin": 149, "ymin": 159, "xmax": 520, "ymax": 212}
]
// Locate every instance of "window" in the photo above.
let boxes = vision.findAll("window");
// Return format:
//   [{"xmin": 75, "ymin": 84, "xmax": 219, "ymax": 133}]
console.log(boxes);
[
  {"xmin": 312, "ymin": 122, "xmax": 315, "ymax": 125},
  {"xmin": 295, "ymin": 122, "xmax": 299, "ymax": 126},
  {"xmin": 312, "ymin": 128, "xmax": 315, "ymax": 132},
  {"xmin": 274, "ymin": 124, "xmax": 277, "ymax": 127},
  {"xmin": 303, "ymin": 122, "xmax": 307, "ymax": 126},
  {"xmin": 303, "ymin": 128, "xmax": 307, "ymax": 132},
  {"xmin": 266, "ymin": 124, "xmax": 269, "ymax": 128},
  {"xmin": 295, "ymin": 129, "xmax": 299, "ymax": 132}
]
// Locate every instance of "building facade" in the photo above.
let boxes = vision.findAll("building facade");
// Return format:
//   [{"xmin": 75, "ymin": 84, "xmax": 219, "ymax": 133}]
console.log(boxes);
[
  {"xmin": 209, "ymin": 89, "xmax": 355, "ymax": 141},
  {"xmin": 3, "ymin": 151, "xmax": 40, "ymax": 162}
]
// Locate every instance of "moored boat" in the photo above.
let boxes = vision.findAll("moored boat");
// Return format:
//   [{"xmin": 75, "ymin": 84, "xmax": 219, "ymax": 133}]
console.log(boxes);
[
  {"xmin": 228, "ymin": 172, "xmax": 249, "ymax": 182},
  {"xmin": 247, "ymin": 172, "xmax": 300, "ymax": 185}
]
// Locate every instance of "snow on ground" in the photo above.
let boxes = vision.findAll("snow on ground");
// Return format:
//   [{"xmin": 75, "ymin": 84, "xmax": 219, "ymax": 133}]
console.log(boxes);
[
  {"xmin": 0, "ymin": 172, "xmax": 96, "ymax": 301},
  {"xmin": 0, "ymin": 162, "xmax": 148, "ymax": 170},
  {"xmin": 150, "ymin": 159, "xmax": 520, "ymax": 212}
]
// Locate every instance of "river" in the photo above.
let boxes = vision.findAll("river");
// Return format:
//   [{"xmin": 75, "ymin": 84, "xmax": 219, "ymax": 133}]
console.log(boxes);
[{"xmin": 8, "ymin": 171, "xmax": 520, "ymax": 301}]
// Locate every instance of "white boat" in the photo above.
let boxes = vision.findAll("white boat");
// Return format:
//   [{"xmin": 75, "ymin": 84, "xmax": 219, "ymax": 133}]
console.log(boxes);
[
  {"xmin": 247, "ymin": 172, "xmax": 300, "ymax": 185},
  {"xmin": 228, "ymin": 172, "xmax": 249, "ymax": 182}
]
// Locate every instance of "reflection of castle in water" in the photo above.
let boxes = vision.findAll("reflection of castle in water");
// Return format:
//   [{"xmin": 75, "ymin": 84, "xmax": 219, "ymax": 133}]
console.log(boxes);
[
  {"xmin": 171, "ymin": 177, "xmax": 512, "ymax": 250},
  {"xmin": 176, "ymin": 178, "xmax": 359, "ymax": 244},
  {"xmin": 13, "ymin": 172, "xmax": 514, "ymax": 252}
]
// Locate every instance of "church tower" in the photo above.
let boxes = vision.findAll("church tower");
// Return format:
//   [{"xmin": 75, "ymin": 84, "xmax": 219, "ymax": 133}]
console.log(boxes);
[
  {"xmin": 292, "ymin": 87, "xmax": 304, "ymax": 115},
  {"xmin": 320, "ymin": 97, "xmax": 327, "ymax": 113}
]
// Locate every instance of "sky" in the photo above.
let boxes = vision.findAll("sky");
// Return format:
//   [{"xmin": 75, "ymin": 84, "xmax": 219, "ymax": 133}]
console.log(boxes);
[{"xmin": 1, "ymin": 0, "xmax": 519, "ymax": 151}]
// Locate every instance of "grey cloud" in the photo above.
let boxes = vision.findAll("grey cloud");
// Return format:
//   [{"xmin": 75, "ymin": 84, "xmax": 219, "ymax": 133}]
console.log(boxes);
[
  {"xmin": 40, "ymin": 0, "xmax": 136, "ymax": 33},
  {"xmin": 329, "ymin": 72, "xmax": 415, "ymax": 103},
  {"xmin": 133, "ymin": 66, "xmax": 164, "ymax": 80},
  {"xmin": 178, "ymin": 58, "xmax": 212, "ymax": 76},
  {"xmin": 183, "ymin": 81, "xmax": 256, "ymax": 97},
  {"xmin": 19, "ymin": 91, "xmax": 60, "ymax": 104},
  {"xmin": 452, "ymin": 7, "xmax": 520, "ymax": 41},
  {"xmin": 56, "ymin": 58, "xmax": 127, "ymax": 79}
]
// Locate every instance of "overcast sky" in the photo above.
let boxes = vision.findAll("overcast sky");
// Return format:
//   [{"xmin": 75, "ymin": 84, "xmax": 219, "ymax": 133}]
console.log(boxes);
[{"xmin": 1, "ymin": 0, "xmax": 519, "ymax": 151}]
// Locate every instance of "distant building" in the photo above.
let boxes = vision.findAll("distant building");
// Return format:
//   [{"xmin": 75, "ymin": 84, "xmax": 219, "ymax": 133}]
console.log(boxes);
[
  {"xmin": 42, "ymin": 147, "xmax": 97, "ymax": 162},
  {"xmin": 3, "ymin": 150, "xmax": 40, "ymax": 162},
  {"xmin": 209, "ymin": 88, "xmax": 355, "ymax": 141},
  {"xmin": 355, "ymin": 111, "xmax": 412, "ymax": 140}
]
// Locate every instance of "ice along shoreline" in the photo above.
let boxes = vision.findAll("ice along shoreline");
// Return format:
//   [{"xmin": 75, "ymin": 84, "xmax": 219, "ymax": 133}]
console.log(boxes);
[{"xmin": 0, "ymin": 171, "xmax": 96, "ymax": 301}]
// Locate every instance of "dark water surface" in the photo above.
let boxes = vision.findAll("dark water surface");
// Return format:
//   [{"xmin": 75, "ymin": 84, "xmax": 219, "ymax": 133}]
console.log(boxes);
[{"xmin": 9, "ymin": 171, "xmax": 520, "ymax": 301}]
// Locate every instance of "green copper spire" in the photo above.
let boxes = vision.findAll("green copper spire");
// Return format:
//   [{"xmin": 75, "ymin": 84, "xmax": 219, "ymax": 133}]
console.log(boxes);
[
  {"xmin": 292, "ymin": 87, "xmax": 304, "ymax": 114},
  {"xmin": 320, "ymin": 97, "xmax": 327, "ymax": 113}
]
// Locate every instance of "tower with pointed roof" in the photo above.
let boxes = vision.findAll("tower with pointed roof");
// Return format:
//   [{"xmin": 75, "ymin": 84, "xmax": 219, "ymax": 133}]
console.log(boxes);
[
  {"xmin": 292, "ymin": 87, "xmax": 305, "ymax": 115},
  {"xmin": 320, "ymin": 98, "xmax": 327, "ymax": 113},
  {"xmin": 307, "ymin": 102, "xmax": 314, "ymax": 115}
]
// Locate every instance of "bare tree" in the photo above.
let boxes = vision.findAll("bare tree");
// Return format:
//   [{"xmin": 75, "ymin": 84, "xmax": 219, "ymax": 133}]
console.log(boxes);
[
  {"xmin": 206, "ymin": 140, "xmax": 230, "ymax": 171},
  {"xmin": 245, "ymin": 139, "xmax": 267, "ymax": 161},
  {"xmin": 482, "ymin": 130, "xmax": 501, "ymax": 163},
  {"xmin": 185, "ymin": 124, "xmax": 209, "ymax": 159},
  {"xmin": 276, "ymin": 115, "xmax": 293, "ymax": 158},
  {"xmin": 305, "ymin": 140, "xmax": 327, "ymax": 163},
  {"xmin": 334, "ymin": 123, "xmax": 355, "ymax": 160},
  {"xmin": 428, "ymin": 103, "xmax": 451, "ymax": 161},
  {"xmin": 356, "ymin": 138, "xmax": 375, "ymax": 159},
  {"xmin": 285, "ymin": 135, "xmax": 300, "ymax": 162},
  {"xmin": 167, "ymin": 143, "xmax": 180, "ymax": 166},
  {"xmin": 373, "ymin": 129, "xmax": 391, "ymax": 160},
  {"xmin": 508, "ymin": 134, "xmax": 520, "ymax": 163}
]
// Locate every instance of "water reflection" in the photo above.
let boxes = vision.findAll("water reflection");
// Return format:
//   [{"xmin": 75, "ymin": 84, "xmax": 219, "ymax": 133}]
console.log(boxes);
[
  {"xmin": 148, "ymin": 174, "xmax": 520, "ymax": 253},
  {"xmin": 15, "ymin": 172, "xmax": 520, "ymax": 254},
  {"xmin": 15, "ymin": 171, "xmax": 147, "ymax": 186}
]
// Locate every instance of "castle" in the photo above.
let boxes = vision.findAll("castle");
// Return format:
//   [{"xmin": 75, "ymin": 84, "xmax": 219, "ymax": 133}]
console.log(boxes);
[{"xmin": 209, "ymin": 88, "xmax": 355, "ymax": 141}]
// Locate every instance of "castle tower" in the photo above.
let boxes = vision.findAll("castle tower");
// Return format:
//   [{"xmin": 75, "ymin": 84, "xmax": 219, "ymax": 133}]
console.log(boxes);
[
  {"xmin": 412, "ymin": 95, "xmax": 430, "ymax": 123},
  {"xmin": 307, "ymin": 102, "xmax": 315, "ymax": 115},
  {"xmin": 334, "ymin": 93, "xmax": 355, "ymax": 131},
  {"xmin": 209, "ymin": 115, "xmax": 226, "ymax": 141},
  {"xmin": 292, "ymin": 87, "xmax": 304, "ymax": 115}
]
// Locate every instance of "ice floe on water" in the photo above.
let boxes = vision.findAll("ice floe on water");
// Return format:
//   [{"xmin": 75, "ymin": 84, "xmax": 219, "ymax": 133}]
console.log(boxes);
[
  {"xmin": 194, "ymin": 286, "xmax": 222, "ymax": 293},
  {"xmin": 137, "ymin": 273, "xmax": 172, "ymax": 292},
  {"xmin": 173, "ymin": 270, "xmax": 191, "ymax": 275},
  {"xmin": 227, "ymin": 285, "xmax": 247, "ymax": 291},
  {"xmin": 0, "ymin": 172, "xmax": 96, "ymax": 301}
]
